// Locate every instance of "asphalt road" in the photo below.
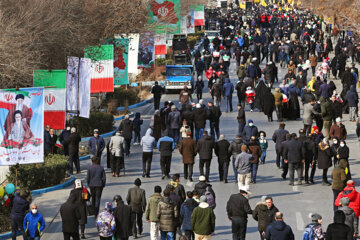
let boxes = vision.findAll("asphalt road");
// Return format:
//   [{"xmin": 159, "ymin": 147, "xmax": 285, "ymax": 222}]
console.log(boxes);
[{"xmin": 27, "ymin": 58, "xmax": 360, "ymax": 240}]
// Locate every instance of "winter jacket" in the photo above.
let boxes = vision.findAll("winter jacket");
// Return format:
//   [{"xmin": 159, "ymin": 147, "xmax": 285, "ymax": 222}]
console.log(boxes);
[
  {"xmin": 195, "ymin": 60, "xmax": 205, "ymax": 72},
  {"xmin": 118, "ymin": 119, "xmax": 133, "ymax": 139},
  {"xmin": 168, "ymin": 109, "xmax": 181, "ymax": 129},
  {"xmin": 223, "ymin": 79, "xmax": 234, "ymax": 97},
  {"xmin": 167, "ymin": 181, "xmax": 186, "ymax": 203},
  {"xmin": 326, "ymin": 213, "xmax": 352, "ymax": 240},
  {"xmin": 88, "ymin": 136, "xmax": 105, "ymax": 156},
  {"xmin": 338, "ymin": 206, "xmax": 358, "ymax": 234},
  {"xmin": 247, "ymin": 64, "xmax": 258, "ymax": 79},
  {"xmin": 248, "ymin": 141, "xmax": 262, "ymax": 164},
  {"xmin": 303, "ymin": 103, "xmax": 320, "ymax": 125},
  {"xmin": 331, "ymin": 159, "xmax": 347, "ymax": 191},
  {"xmin": 59, "ymin": 129, "xmax": 71, "ymax": 145},
  {"xmin": 283, "ymin": 139, "xmax": 305, "ymax": 163},
  {"xmin": 265, "ymin": 221, "xmax": 294, "ymax": 240},
  {"xmin": 133, "ymin": 113, "xmax": 143, "ymax": 132},
  {"xmin": 65, "ymin": 132, "xmax": 81, "ymax": 154},
  {"xmin": 193, "ymin": 107, "xmax": 207, "ymax": 129},
  {"xmin": 317, "ymin": 143, "xmax": 333, "ymax": 169},
  {"xmin": 179, "ymin": 137, "xmax": 197, "ymax": 164},
  {"xmin": 145, "ymin": 193, "xmax": 162, "ymax": 222},
  {"xmin": 180, "ymin": 198, "xmax": 199, "ymax": 231},
  {"xmin": 141, "ymin": 129, "xmax": 156, "ymax": 153},
  {"xmin": 320, "ymin": 97, "xmax": 333, "ymax": 121},
  {"xmin": 347, "ymin": 85, "xmax": 358, "ymax": 107},
  {"xmin": 69, "ymin": 188, "xmax": 88, "ymax": 225},
  {"xmin": 335, "ymin": 187, "xmax": 360, "ymax": 217},
  {"xmin": 194, "ymin": 181, "xmax": 215, "ymax": 198},
  {"xmin": 109, "ymin": 134, "xmax": 124, "ymax": 157},
  {"xmin": 113, "ymin": 201, "xmax": 133, "ymax": 239},
  {"xmin": 191, "ymin": 202, "xmax": 216, "ymax": 235},
  {"xmin": 44, "ymin": 131, "xmax": 51, "ymax": 153},
  {"xmin": 11, "ymin": 196, "xmax": 29, "ymax": 220},
  {"xmin": 87, "ymin": 163, "xmax": 106, "ymax": 188},
  {"xmin": 126, "ymin": 186, "xmax": 146, "ymax": 213},
  {"xmin": 157, "ymin": 197, "xmax": 178, "ymax": 232},
  {"xmin": 253, "ymin": 202, "xmax": 279, "ymax": 232},
  {"xmin": 157, "ymin": 136, "xmax": 175, "ymax": 157},
  {"xmin": 234, "ymin": 151, "xmax": 253, "ymax": 174},
  {"xmin": 181, "ymin": 105, "xmax": 194, "ymax": 126},
  {"xmin": 60, "ymin": 198, "xmax": 81, "ymax": 233},
  {"xmin": 272, "ymin": 128, "xmax": 289, "ymax": 151},
  {"xmin": 226, "ymin": 193, "xmax": 252, "ymax": 219},
  {"xmin": 215, "ymin": 139, "xmax": 231, "ymax": 163},
  {"xmin": 96, "ymin": 210, "xmax": 116, "ymax": 237},
  {"xmin": 23, "ymin": 212, "xmax": 45, "ymax": 238},
  {"xmin": 237, "ymin": 108, "xmax": 246, "ymax": 124},
  {"xmin": 242, "ymin": 125, "xmax": 259, "ymax": 142},
  {"xmin": 274, "ymin": 91, "xmax": 283, "ymax": 106},
  {"xmin": 329, "ymin": 124, "xmax": 347, "ymax": 140},
  {"xmin": 237, "ymin": 65, "xmax": 246, "ymax": 79},
  {"xmin": 197, "ymin": 135, "xmax": 214, "ymax": 160},
  {"xmin": 179, "ymin": 90, "xmax": 193, "ymax": 104},
  {"xmin": 228, "ymin": 139, "xmax": 243, "ymax": 158},
  {"xmin": 195, "ymin": 80, "xmax": 205, "ymax": 93}
]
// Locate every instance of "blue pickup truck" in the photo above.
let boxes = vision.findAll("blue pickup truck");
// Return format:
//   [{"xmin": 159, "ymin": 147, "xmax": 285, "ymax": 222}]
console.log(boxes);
[{"xmin": 165, "ymin": 65, "xmax": 194, "ymax": 93}]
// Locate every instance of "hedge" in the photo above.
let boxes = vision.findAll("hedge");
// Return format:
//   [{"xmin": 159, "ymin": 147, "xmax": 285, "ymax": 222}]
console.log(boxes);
[
  {"xmin": 104, "ymin": 87, "xmax": 140, "ymax": 108},
  {"xmin": 0, "ymin": 206, "xmax": 11, "ymax": 234},
  {"xmin": 73, "ymin": 112, "xmax": 114, "ymax": 137},
  {"xmin": 7, "ymin": 154, "xmax": 68, "ymax": 190}
]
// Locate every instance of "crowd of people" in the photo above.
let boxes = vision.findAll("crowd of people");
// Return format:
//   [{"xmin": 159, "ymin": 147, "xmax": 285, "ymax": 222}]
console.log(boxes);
[{"xmin": 10, "ymin": 1, "xmax": 360, "ymax": 240}]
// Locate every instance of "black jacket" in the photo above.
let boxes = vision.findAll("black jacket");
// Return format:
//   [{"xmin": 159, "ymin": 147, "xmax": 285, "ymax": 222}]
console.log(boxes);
[
  {"xmin": 181, "ymin": 105, "xmax": 194, "ymax": 126},
  {"xmin": 114, "ymin": 201, "xmax": 133, "ymax": 238},
  {"xmin": 194, "ymin": 181, "xmax": 215, "ymax": 198},
  {"xmin": 208, "ymin": 106, "xmax": 222, "ymax": 123},
  {"xmin": 326, "ymin": 221, "xmax": 352, "ymax": 240},
  {"xmin": 118, "ymin": 119, "xmax": 133, "ymax": 139},
  {"xmin": 193, "ymin": 108, "xmax": 207, "ymax": 129},
  {"xmin": 228, "ymin": 139, "xmax": 243, "ymax": 158},
  {"xmin": 265, "ymin": 221, "xmax": 294, "ymax": 240},
  {"xmin": 11, "ymin": 196, "xmax": 29, "ymax": 220},
  {"xmin": 237, "ymin": 108, "xmax": 246, "ymax": 124},
  {"xmin": 60, "ymin": 194, "xmax": 81, "ymax": 233},
  {"xmin": 65, "ymin": 132, "xmax": 81, "ymax": 154},
  {"xmin": 152, "ymin": 85, "xmax": 164, "ymax": 99},
  {"xmin": 197, "ymin": 135, "xmax": 214, "ymax": 159},
  {"xmin": 253, "ymin": 203, "xmax": 279, "ymax": 232},
  {"xmin": 283, "ymin": 139, "xmax": 305, "ymax": 163},
  {"xmin": 215, "ymin": 139, "xmax": 231, "ymax": 163},
  {"xmin": 226, "ymin": 193, "xmax": 252, "ymax": 219},
  {"xmin": 272, "ymin": 128, "xmax": 289, "ymax": 151},
  {"xmin": 86, "ymin": 164, "xmax": 106, "ymax": 188}
]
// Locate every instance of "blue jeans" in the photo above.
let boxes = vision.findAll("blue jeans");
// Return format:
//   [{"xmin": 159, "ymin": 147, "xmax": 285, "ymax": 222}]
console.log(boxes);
[
  {"xmin": 195, "ymin": 128, "xmax": 204, "ymax": 141},
  {"xmin": 161, "ymin": 231, "xmax": 175, "ymax": 240},
  {"xmin": 260, "ymin": 150, "xmax": 266, "ymax": 163},
  {"xmin": 232, "ymin": 157, "xmax": 238, "ymax": 183},
  {"xmin": 210, "ymin": 122, "xmax": 220, "ymax": 141},
  {"xmin": 251, "ymin": 163, "xmax": 258, "ymax": 182}
]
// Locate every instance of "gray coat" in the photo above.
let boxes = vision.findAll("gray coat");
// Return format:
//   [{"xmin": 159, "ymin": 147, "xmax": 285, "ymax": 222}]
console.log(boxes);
[
  {"xmin": 234, "ymin": 152, "xmax": 253, "ymax": 175},
  {"xmin": 339, "ymin": 206, "xmax": 358, "ymax": 234},
  {"xmin": 126, "ymin": 186, "xmax": 146, "ymax": 213},
  {"xmin": 109, "ymin": 135, "xmax": 125, "ymax": 157},
  {"xmin": 302, "ymin": 103, "xmax": 320, "ymax": 125}
]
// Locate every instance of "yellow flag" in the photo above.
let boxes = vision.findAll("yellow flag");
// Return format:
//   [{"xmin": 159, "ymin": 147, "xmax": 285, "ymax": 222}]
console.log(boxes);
[
  {"xmin": 240, "ymin": 1, "xmax": 246, "ymax": 9},
  {"xmin": 261, "ymin": 0, "xmax": 268, "ymax": 7}
]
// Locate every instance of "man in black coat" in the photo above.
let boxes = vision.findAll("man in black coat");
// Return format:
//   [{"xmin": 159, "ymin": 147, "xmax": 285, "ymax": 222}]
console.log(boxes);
[
  {"xmin": 193, "ymin": 104, "xmax": 207, "ymax": 141},
  {"xmin": 326, "ymin": 210, "xmax": 353, "ymax": 240},
  {"xmin": 215, "ymin": 134, "xmax": 231, "ymax": 183},
  {"xmin": 237, "ymin": 104, "xmax": 246, "ymax": 137},
  {"xmin": 113, "ymin": 195, "xmax": 133, "ymax": 240},
  {"xmin": 64, "ymin": 127, "xmax": 81, "ymax": 174},
  {"xmin": 197, "ymin": 131, "xmax": 214, "ymax": 182},
  {"xmin": 87, "ymin": 156, "xmax": 106, "ymax": 216},
  {"xmin": 272, "ymin": 122, "xmax": 289, "ymax": 169},
  {"xmin": 60, "ymin": 193, "xmax": 81, "ymax": 240},
  {"xmin": 208, "ymin": 101, "xmax": 222, "ymax": 141},
  {"xmin": 118, "ymin": 114, "xmax": 134, "ymax": 156},
  {"xmin": 283, "ymin": 133, "xmax": 306, "ymax": 186},
  {"xmin": 11, "ymin": 192, "xmax": 30, "ymax": 240},
  {"xmin": 151, "ymin": 81, "xmax": 164, "ymax": 110},
  {"xmin": 253, "ymin": 196, "xmax": 279, "ymax": 240},
  {"xmin": 265, "ymin": 212, "xmax": 294, "ymax": 240},
  {"xmin": 226, "ymin": 188, "xmax": 253, "ymax": 240},
  {"xmin": 59, "ymin": 127, "xmax": 71, "ymax": 156},
  {"xmin": 181, "ymin": 104, "xmax": 194, "ymax": 138}
]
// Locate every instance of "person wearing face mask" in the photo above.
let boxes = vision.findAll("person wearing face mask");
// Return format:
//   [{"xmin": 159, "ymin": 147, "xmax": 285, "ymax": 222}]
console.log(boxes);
[
  {"xmin": 317, "ymin": 138, "xmax": 334, "ymax": 186},
  {"xmin": 23, "ymin": 203, "xmax": 45, "ymax": 240},
  {"xmin": 242, "ymin": 120, "xmax": 258, "ymax": 144},
  {"xmin": 329, "ymin": 117, "xmax": 347, "ymax": 141},
  {"xmin": 338, "ymin": 140, "xmax": 351, "ymax": 180},
  {"xmin": 331, "ymin": 137, "xmax": 341, "ymax": 166}
]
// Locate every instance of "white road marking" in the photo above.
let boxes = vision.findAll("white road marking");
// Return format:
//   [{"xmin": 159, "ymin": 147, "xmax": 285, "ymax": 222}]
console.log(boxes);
[
  {"xmin": 296, "ymin": 212, "xmax": 305, "ymax": 230},
  {"xmin": 293, "ymin": 186, "xmax": 299, "ymax": 192}
]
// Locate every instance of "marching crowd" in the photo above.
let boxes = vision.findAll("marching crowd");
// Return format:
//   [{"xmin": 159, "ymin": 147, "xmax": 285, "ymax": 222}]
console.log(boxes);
[{"xmin": 9, "ymin": 1, "xmax": 360, "ymax": 240}]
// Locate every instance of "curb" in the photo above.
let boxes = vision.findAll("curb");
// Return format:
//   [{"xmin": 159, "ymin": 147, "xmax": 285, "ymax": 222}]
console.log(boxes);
[
  {"xmin": 116, "ymin": 97, "xmax": 153, "ymax": 111},
  {"xmin": 0, "ymin": 175, "xmax": 75, "ymax": 239}
]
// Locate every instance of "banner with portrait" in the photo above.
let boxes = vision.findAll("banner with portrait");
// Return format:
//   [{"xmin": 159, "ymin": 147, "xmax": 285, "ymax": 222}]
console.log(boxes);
[
  {"xmin": 0, "ymin": 88, "xmax": 44, "ymax": 166},
  {"xmin": 138, "ymin": 32, "xmax": 155, "ymax": 68},
  {"xmin": 148, "ymin": 0, "xmax": 181, "ymax": 34}
]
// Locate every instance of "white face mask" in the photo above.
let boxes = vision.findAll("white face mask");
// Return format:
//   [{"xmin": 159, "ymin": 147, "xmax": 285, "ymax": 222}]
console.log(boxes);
[
  {"xmin": 249, "ymin": 123, "xmax": 254, "ymax": 127},
  {"xmin": 340, "ymin": 144, "xmax": 345, "ymax": 147},
  {"xmin": 333, "ymin": 140, "xmax": 338, "ymax": 144},
  {"xmin": 32, "ymin": 209, "xmax": 37, "ymax": 214},
  {"xmin": 260, "ymin": 135, "xmax": 264, "ymax": 139}
]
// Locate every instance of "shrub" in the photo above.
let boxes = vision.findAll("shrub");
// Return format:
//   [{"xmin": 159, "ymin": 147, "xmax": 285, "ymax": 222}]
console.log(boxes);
[
  {"xmin": 156, "ymin": 58, "xmax": 167, "ymax": 66},
  {"xmin": 104, "ymin": 87, "xmax": 140, "ymax": 108},
  {"xmin": 7, "ymin": 154, "xmax": 68, "ymax": 190},
  {"xmin": 73, "ymin": 112, "xmax": 114, "ymax": 137},
  {"xmin": 0, "ymin": 206, "xmax": 11, "ymax": 233}
]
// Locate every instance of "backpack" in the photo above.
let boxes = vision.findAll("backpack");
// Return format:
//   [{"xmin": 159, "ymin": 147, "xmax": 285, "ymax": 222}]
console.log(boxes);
[
  {"xmin": 302, "ymin": 224, "xmax": 315, "ymax": 240},
  {"xmin": 205, "ymin": 186, "xmax": 216, "ymax": 209}
]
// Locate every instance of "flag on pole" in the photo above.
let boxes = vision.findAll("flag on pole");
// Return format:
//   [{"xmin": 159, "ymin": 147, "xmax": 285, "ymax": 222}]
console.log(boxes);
[
  {"xmin": 79, "ymin": 58, "xmax": 91, "ymax": 119},
  {"xmin": 33, "ymin": 70, "xmax": 66, "ymax": 129},
  {"xmin": 155, "ymin": 34, "xmax": 167, "ymax": 55},
  {"xmin": 192, "ymin": 5, "xmax": 204, "ymax": 26},
  {"xmin": 84, "ymin": 45, "xmax": 114, "ymax": 93},
  {"xmin": 66, "ymin": 56, "xmax": 79, "ymax": 114}
]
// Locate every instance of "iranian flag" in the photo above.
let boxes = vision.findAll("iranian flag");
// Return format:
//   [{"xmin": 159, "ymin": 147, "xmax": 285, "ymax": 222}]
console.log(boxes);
[
  {"xmin": 33, "ymin": 70, "xmax": 66, "ymax": 129},
  {"xmin": 84, "ymin": 45, "xmax": 114, "ymax": 93},
  {"xmin": 155, "ymin": 34, "xmax": 167, "ymax": 55},
  {"xmin": 192, "ymin": 5, "xmax": 204, "ymax": 26}
]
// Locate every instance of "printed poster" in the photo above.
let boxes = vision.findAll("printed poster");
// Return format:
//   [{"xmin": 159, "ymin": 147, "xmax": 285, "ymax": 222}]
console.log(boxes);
[
  {"xmin": 113, "ymin": 38, "xmax": 129, "ymax": 85},
  {"xmin": 138, "ymin": 32, "xmax": 155, "ymax": 68},
  {"xmin": 148, "ymin": 0, "xmax": 181, "ymax": 34}
]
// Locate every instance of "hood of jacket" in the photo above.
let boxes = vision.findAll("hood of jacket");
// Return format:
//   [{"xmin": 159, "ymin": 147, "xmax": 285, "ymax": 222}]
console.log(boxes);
[
  {"xmin": 338, "ymin": 206, "xmax": 354, "ymax": 216},
  {"xmin": 337, "ymin": 159, "xmax": 348, "ymax": 170},
  {"xmin": 199, "ymin": 202, "xmax": 210, "ymax": 208},
  {"xmin": 342, "ymin": 187, "xmax": 358, "ymax": 201},
  {"xmin": 185, "ymin": 198, "xmax": 199, "ymax": 208},
  {"xmin": 145, "ymin": 128, "xmax": 153, "ymax": 136},
  {"xmin": 272, "ymin": 221, "xmax": 287, "ymax": 231},
  {"xmin": 135, "ymin": 112, "xmax": 141, "ymax": 118},
  {"xmin": 234, "ymin": 139, "xmax": 243, "ymax": 144},
  {"xmin": 225, "ymin": 78, "xmax": 230, "ymax": 84}
]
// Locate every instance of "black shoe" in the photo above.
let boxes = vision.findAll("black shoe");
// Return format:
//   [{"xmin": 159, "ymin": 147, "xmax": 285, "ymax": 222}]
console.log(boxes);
[
  {"xmin": 281, "ymin": 174, "xmax": 286, "ymax": 180},
  {"xmin": 142, "ymin": 173, "xmax": 145, "ymax": 178},
  {"xmin": 253, "ymin": 181, "xmax": 256, "ymax": 184},
  {"xmin": 161, "ymin": 175, "xmax": 165, "ymax": 180},
  {"xmin": 81, "ymin": 234, "xmax": 86, "ymax": 239},
  {"xmin": 146, "ymin": 175, "xmax": 150, "ymax": 178},
  {"xmin": 224, "ymin": 179, "xmax": 228, "ymax": 183},
  {"xmin": 134, "ymin": 235, "xmax": 138, "ymax": 239},
  {"xmin": 309, "ymin": 179, "xmax": 314, "ymax": 184},
  {"xmin": 189, "ymin": 177, "xmax": 193, "ymax": 182},
  {"xmin": 305, "ymin": 181, "xmax": 310, "ymax": 185},
  {"xmin": 289, "ymin": 182, "xmax": 294, "ymax": 186}
]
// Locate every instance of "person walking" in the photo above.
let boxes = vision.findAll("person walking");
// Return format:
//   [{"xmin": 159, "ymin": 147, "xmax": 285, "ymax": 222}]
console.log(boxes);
[
  {"xmin": 248, "ymin": 136, "xmax": 262, "ymax": 183},
  {"xmin": 326, "ymin": 210, "xmax": 353, "ymax": 240},
  {"xmin": 208, "ymin": 101, "xmax": 222, "ymax": 141},
  {"xmin": 88, "ymin": 129, "xmax": 105, "ymax": 159},
  {"xmin": 157, "ymin": 135, "xmax": 175, "ymax": 179},
  {"xmin": 157, "ymin": 188, "xmax": 178, "ymax": 240},
  {"xmin": 330, "ymin": 117, "xmax": 347, "ymax": 140},
  {"xmin": 236, "ymin": 104, "xmax": 246, "ymax": 137},
  {"xmin": 193, "ymin": 103, "xmax": 207, "ymax": 141},
  {"xmin": 283, "ymin": 133, "xmax": 305, "ymax": 186},
  {"xmin": 303, "ymin": 100, "xmax": 321, "ymax": 135},
  {"xmin": 347, "ymin": 85, "xmax": 358, "ymax": 121},
  {"xmin": 133, "ymin": 112, "xmax": 143, "ymax": 145},
  {"xmin": 151, "ymin": 81, "xmax": 164, "ymax": 110},
  {"xmin": 226, "ymin": 187, "xmax": 253, "ymax": 240},
  {"xmin": 141, "ymin": 128, "xmax": 156, "ymax": 178},
  {"xmin": 302, "ymin": 213, "xmax": 325, "ymax": 240},
  {"xmin": 167, "ymin": 105, "xmax": 181, "ymax": 146},
  {"xmin": 338, "ymin": 197, "xmax": 358, "ymax": 238},
  {"xmin": 215, "ymin": 134, "xmax": 231, "ymax": 183},
  {"xmin": 274, "ymin": 88, "xmax": 283, "ymax": 121},
  {"xmin": 235, "ymin": 145, "xmax": 253, "ymax": 191},
  {"xmin": 223, "ymin": 78, "xmax": 234, "ymax": 112},
  {"xmin": 113, "ymin": 195, "xmax": 133, "ymax": 240},
  {"xmin": 96, "ymin": 202, "xmax": 116, "ymax": 240},
  {"xmin": 11, "ymin": 190, "xmax": 30, "ymax": 240},
  {"xmin": 87, "ymin": 156, "xmax": 106, "ymax": 217},
  {"xmin": 265, "ymin": 212, "xmax": 294, "ymax": 240},
  {"xmin": 179, "ymin": 86, "xmax": 193, "ymax": 106},
  {"xmin": 126, "ymin": 178, "xmax": 146, "ymax": 239},
  {"xmin": 23, "ymin": 203, "xmax": 45, "ymax": 240},
  {"xmin": 179, "ymin": 132, "xmax": 197, "ymax": 182},
  {"xmin": 109, "ymin": 131, "xmax": 125, "ymax": 177},
  {"xmin": 145, "ymin": 186, "xmax": 162, "ymax": 240},
  {"xmin": 64, "ymin": 127, "xmax": 81, "ymax": 174},
  {"xmin": 228, "ymin": 135, "xmax": 243, "ymax": 183},
  {"xmin": 197, "ymin": 131, "xmax": 214, "ymax": 182},
  {"xmin": 118, "ymin": 115, "xmax": 133, "ymax": 156},
  {"xmin": 180, "ymin": 191, "xmax": 199, "ymax": 240},
  {"xmin": 331, "ymin": 159, "xmax": 348, "ymax": 211},
  {"xmin": 242, "ymin": 120, "xmax": 258, "ymax": 144},
  {"xmin": 253, "ymin": 196, "xmax": 279, "ymax": 240},
  {"xmin": 319, "ymin": 96, "xmax": 333, "ymax": 138},
  {"xmin": 70, "ymin": 179, "xmax": 90, "ymax": 239},
  {"xmin": 194, "ymin": 76, "xmax": 205, "ymax": 102},
  {"xmin": 191, "ymin": 196, "xmax": 216, "ymax": 240},
  {"xmin": 167, "ymin": 174, "xmax": 186, "ymax": 203},
  {"xmin": 259, "ymin": 131, "xmax": 268, "ymax": 164},
  {"xmin": 60, "ymin": 193, "xmax": 81, "ymax": 240}
]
